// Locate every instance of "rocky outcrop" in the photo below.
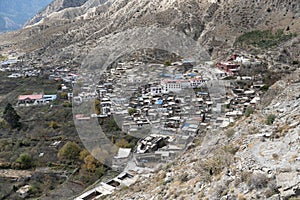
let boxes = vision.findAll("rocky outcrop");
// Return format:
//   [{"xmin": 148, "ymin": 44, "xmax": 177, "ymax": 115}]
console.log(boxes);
[{"xmin": 24, "ymin": 0, "xmax": 89, "ymax": 26}]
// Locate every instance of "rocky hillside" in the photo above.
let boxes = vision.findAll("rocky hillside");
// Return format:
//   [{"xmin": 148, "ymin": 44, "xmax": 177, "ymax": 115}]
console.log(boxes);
[
  {"xmin": 0, "ymin": 0, "xmax": 299, "ymax": 62},
  {"xmin": 24, "ymin": 0, "xmax": 90, "ymax": 26},
  {"xmin": 103, "ymin": 69, "xmax": 300, "ymax": 200}
]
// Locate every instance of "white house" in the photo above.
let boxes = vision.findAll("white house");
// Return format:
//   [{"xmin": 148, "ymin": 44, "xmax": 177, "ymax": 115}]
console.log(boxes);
[{"xmin": 160, "ymin": 78, "xmax": 207, "ymax": 93}]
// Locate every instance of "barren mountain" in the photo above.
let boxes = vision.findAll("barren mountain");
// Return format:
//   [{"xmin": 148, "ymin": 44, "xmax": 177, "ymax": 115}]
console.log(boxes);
[
  {"xmin": 0, "ymin": 0, "xmax": 299, "ymax": 63},
  {"xmin": 24, "ymin": 0, "xmax": 92, "ymax": 26}
]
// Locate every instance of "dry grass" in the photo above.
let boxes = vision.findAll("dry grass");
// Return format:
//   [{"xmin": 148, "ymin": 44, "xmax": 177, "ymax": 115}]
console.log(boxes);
[
  {"xmin": 272, "ymin": 153, "xmax": 279, "ymax": 160},
  {"xmin": 289, "ymin": 154, "xmax": 298, "ymax": 163},
  {"xmin": 237, "ymin": 193, "xmax": 246, "ymax": 200},
  {"xmin": 226, "ymin": 128, "xmax": 235, "ymax": 138}
]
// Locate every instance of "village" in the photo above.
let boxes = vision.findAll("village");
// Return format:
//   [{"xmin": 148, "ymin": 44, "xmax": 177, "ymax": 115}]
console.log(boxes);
[
  {"xmin": 0, "ymin": 50, "xmax": 268, "ymax": 199},
  {"xmin": 70, "ymin": 55, "xmax": 267, "ymax": 199}
]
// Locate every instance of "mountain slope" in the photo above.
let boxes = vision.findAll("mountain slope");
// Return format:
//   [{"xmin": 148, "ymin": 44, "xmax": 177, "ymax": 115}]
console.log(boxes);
[{"xmin": 1, "ymin": 0, "xmax": 297, "ymax": 59}]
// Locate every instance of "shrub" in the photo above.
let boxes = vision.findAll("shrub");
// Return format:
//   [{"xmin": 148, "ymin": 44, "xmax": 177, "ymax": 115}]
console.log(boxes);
[
  {"xmin": 245, "ymin": 107, "xmax": 254, "ymax": 117},
  {"xmin": 28, "ymin": 184, "xmax": 41, "ymax": 196},
  {"xmin": 178, "ymin": 172, "xmax": 189, "ymax": 183},
  {"xmin": 164, "ymin": 61, "xmax": 171, "ymax": 66},
  {"xmin": 62, "ymin": 101, "xmax": 72, "ymax": 107},
  {"xmin": 265, "ymin": 180, "xmax": 279, "ymax": 198},
  {"xmin": 57, "ymin": 84, "xmax": 62, "ymax": 90},
  {"xmin": 226, "ymin": 129, "xmax": 235, "ymax": 138},
  {"xmin": 128, "ymin": 108, "xmax": 137, "ymax": 116},
  {"xmin": 49, "ymin": 121, "xmax": 60, "ymax": 129},
  {"xmin": 95, "ymin": 166, "xmax": 106, "ymax": 178},
  {"xmin": 260, "ymin": 85, "xmax": 270, "ymax": 91},
  {"xmin": 15, "ymin": 153, "xmax": 33, "ymax": 169},
  {"xmin": 79, "ymin": 149, "xmax": 90, "ymax": 161},
  {"xmin": 266, "ymin": 114, "xmax": 276, "ymax": 125},
  {"xmin": 272, "ymin": 153, "xmax": 279, "ymax": 160},
  {"xmin": 240, "ymin": 170, "xmax": 251, "ymax": 184},
  {"xmin": 115, "ymin": 139, "xmax": 133, "ymax": 148},
  {"xmin": 57, "ymin": 142, "xmax": 81, "ymax": 161},
  {"xmin": 236, "ymin": 29, "xmax": 296, "ymax": 49},
  {"xmin": 84, "ymin": 155, "xmax": 97, "ymax": 172},
  {"xmin": 0, "ymin": 119, "xmax": 9, "ymax": 129},
  {"xmin": 60, "ymin": 92, "xmax": 68, "ymax": 99},
  {"xmin": 0, "ymin": 54, "xmax": 7, "ymax": 61},
  {"xmin": 94, "ymin": 99, "xmax": 101, "ymax": 114},
  {"xmin": 223, "ymin": 144, "xmax": 238, "ymax": 155},
  {"xmin": 107, "ymin": 118, "xmax": 121, "ymax": 131},
  {"xmin": 248, "ymin": 172, "xmax": 268, "ymax": 189}
]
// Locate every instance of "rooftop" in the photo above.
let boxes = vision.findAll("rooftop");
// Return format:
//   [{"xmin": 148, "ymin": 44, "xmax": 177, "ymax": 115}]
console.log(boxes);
[{"xmin": 18, "ymin": 94, "xmax": 43, "ymax": 101}]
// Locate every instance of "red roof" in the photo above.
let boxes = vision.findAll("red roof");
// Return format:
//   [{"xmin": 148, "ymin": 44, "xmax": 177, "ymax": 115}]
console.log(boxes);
[{"xmin": 18, "ymin": 94, "xmax": 43, "ymax": 101}]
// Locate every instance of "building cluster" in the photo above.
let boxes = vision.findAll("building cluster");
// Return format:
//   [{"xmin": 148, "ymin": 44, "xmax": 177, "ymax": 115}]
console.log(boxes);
[
  {"xmin": 209, "ymin": 53, "xmax": 265, "ymax": 128},
  {"xmin": 0, "ymin": 52, "xmax": 42, "ymax": 78},
  {"xmin": 73, "ymin": 61, "xmax": 216, "ymax": 170}
]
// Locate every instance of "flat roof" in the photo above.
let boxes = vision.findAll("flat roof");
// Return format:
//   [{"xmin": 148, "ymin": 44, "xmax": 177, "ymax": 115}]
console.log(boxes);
[{"xmin": 115, "ymin": 148, "xmax": 131, "ymax": 159}]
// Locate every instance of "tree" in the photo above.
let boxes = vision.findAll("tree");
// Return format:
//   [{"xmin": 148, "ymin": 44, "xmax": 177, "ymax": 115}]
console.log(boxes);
[
  {"xmin": 15, "ymin": 153, "xmax": 33, "ymax": 169},
  {"xmin": 3, "ymin": 103, "xmax": 21, "ymax": 129},
  {"xmin": 60, "ymin": 92, "xmax": 68, "ymax": 99},
  {"xmin": 79, "ymin": 149, "xmax": 90, "ymax": 161},
  {"xmin": 164, "ymin": 61, "xmax": 171, "ymax": 66},
  {"xmin": 84, "ymin": 155, "xmax": 97, "ymax": 172},
  {"xmin": 115, "ymin": 138, "xmax": 132, "ymax": 148},
  {"xmin": 128, "ymin": 108, "xmax": 137, "ymax": 116},
  {"xmin": 95, "ymin": 99, "xmax": 101, "ymax": 115},
  {"xmin": 57, "ymin": 142, "xmax": 81, "ymax": 161}
]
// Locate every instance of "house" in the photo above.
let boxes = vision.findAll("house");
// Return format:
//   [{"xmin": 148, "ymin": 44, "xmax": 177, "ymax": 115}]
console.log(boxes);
[
  {"xmin": 136, "ymin": 135, "xmax": 169, "ymax": 154},
  {"xmin": 43, "ymin": 95, "xmax": 57, "ymax": 102},
  {"xmin": 17, "ymin": 94, "xmax": 43, "ymax": 105},
  {"xmin": 112, "ymin": 148, "xmax": 132, "ymax": 171},
  {"xmin": 75, "ymin": 114, "xmax": 91, "ymax": 120},
  {"xmin": 17, "ymin": 94, "xmax": 57, "ymax": 106},
  {"xmin": 78, "ymin": 92, "xmax": 97, "ymax": 101},
  {"xmin": 216, "ymin": 62, "xmax": 240, "ymax": 76},
  {"xmin": 8, "ymin": 73, "xmax": 22, "ymax": 78},
  {"xmin": 75, "ymin": 183, "xmax": 115, "ymax": 200},
  {"xmin": 17, "ymin": 185, "xmax": 31, "ymax": 198},
  {"xmin": 75, "ymin": 172, "xmax": 136, "ymax": 200},
  {"xmin": 73, "ymin": 96, "xmax": 82, "ymax": 104},
  {"xmin": 150, "ymin": 86, "xmax": 163, "ymax": 95},
  {"xmin": 161, "ymin": 79, "xmax": 190, "ymax": 93},
  {"xmin": 189, "ymin": 78, "xmax": 207, "ymax": 88},
  {"xmin": 62, "ymin": 73, "xmax": 79, "ymax": 83}
]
